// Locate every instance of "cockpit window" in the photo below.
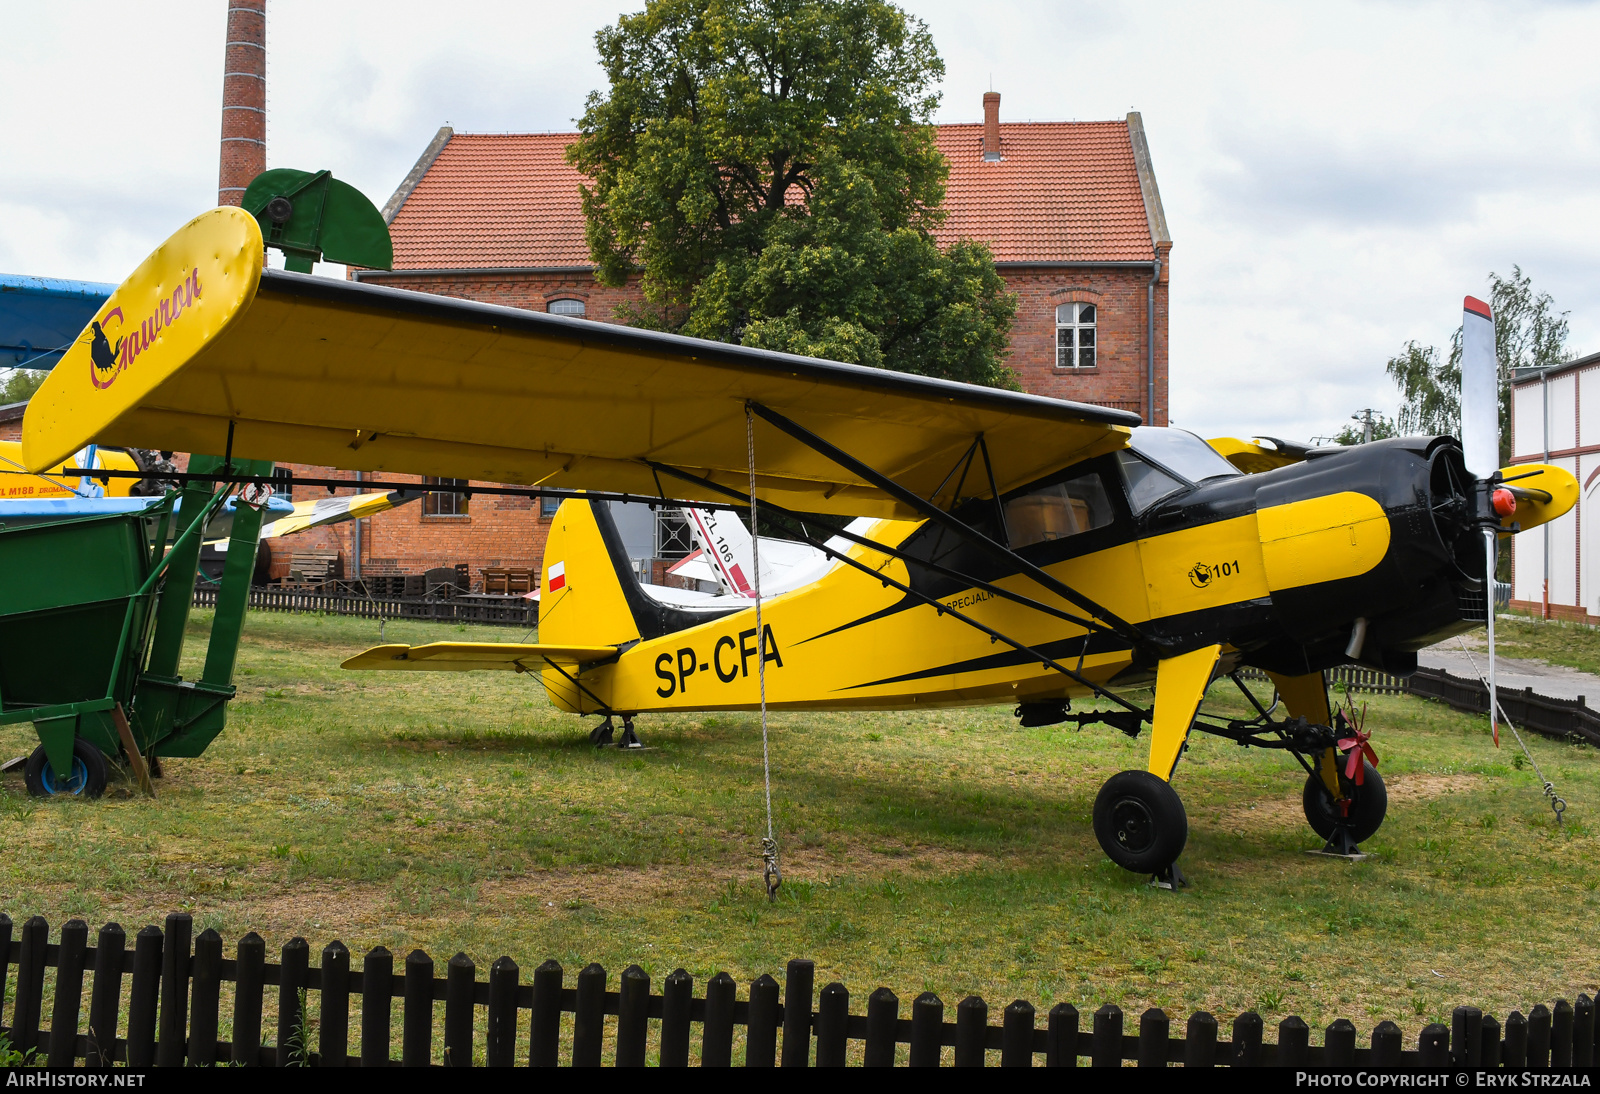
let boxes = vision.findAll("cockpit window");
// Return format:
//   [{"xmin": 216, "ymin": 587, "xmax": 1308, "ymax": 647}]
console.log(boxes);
[
  {"xmin": 1114, "ymin": 428, "xmax": 1241, "ymax": 515},
  {"xmin": 1005, "ymin": 472, "xmax": 1115, "ymax": 548},
  {"xmin": 1115, "ymin": 452, "xmax": 1188, "ymax": 514},
  {"xmin": 1127, "ymin": 427, "xmax": 1242, "ymax": 485}
]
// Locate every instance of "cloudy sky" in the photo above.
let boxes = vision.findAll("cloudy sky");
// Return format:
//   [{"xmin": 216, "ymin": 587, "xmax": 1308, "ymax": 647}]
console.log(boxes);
[{"xmin": 3, "ymin": 0, "xmax": 1596, "ymax": 441}]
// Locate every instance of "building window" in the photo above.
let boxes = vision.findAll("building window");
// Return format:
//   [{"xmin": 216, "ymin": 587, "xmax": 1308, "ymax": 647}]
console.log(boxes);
[
  {"xmin": 548, "ymin": 298, "xmax": 586, "ymax": 317},
  {"xmin": 540, "ymin": 495, "xmax": 560, "ymax": 518},
  {"xmin": 1056, "ymin": 302, "xmax": 1096, "ymax": 368},
  {"xmin": 271, "ymin": 466, "xmax": 293, "ymax": 498},
  {"xmin": 423, "ymin": 476, "xmax": 470, "ymax": 516}
]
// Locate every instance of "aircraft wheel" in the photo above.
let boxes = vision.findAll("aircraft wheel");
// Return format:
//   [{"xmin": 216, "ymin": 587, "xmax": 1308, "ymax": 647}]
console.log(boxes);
[
  {"xmin": 1093, "ymin": 770, "xmax": 1188, "ymax": 874},
  {"xmin": 1302, "ymin": 760, "xmax": 1386, "ymax": 845},
  {"xmin": 24, "ymin": 739, "xmax": 108, "ymax": 800}
]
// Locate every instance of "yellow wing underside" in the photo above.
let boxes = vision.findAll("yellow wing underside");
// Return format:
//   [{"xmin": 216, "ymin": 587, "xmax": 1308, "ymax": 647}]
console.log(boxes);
[
  {"xmin": 341, "ymin": 642, "xmax": 617, "ymax": 672},
  {"xmin": 23, "ymin": 208, "xmax": 1137, "ymax": 520}
]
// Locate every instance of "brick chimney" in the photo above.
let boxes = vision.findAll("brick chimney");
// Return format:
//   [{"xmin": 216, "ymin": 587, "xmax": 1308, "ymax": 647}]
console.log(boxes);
[
  {"xmin": 218, "ymin": 0, "xmax": 266, "ymax": 206},
  {"xmin": 982, "ymin": 91, "xmax": 1002, "ymax": 161}
]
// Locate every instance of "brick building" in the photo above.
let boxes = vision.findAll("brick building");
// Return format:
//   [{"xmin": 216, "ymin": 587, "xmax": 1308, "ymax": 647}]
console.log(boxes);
[{"xmin": 303, "ymin": 93, "xmax": 1172, "ymax": 584}]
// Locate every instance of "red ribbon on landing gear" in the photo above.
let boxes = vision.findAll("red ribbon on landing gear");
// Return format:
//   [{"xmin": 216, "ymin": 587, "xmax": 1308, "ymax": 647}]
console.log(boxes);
[
  {"xmin": 1334, "ymin": 699, "xmax": 1378, "ymax": 786},
  {"xmin": 1337, "ymin": 725, "xmax": 1379, "ymax": 785}
]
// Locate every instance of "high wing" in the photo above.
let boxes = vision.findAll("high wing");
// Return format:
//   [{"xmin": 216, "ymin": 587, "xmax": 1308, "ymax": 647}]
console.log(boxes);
[
  {"xmin": 341, "ymin": 642, "xmax": 617, "ymax": 672},
  {"xmin": 1207, "ymin": 436, "xmax": 1311, "ymax": 475},
  {"xmin": 22, "ymin": 209, "xmax": 1136, "ymax": 519}
]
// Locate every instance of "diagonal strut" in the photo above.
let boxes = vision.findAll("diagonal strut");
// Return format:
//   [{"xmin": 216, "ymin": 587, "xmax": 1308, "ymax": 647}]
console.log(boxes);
[{"xmin": 743, "ymin": 400, "xmax": 1151, "ymax": 654}]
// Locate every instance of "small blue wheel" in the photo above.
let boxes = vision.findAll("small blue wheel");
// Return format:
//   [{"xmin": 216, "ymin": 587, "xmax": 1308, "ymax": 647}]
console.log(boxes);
[{"xmin": 24, "ymin": 740, "xmax": 109, "ymax": 799}]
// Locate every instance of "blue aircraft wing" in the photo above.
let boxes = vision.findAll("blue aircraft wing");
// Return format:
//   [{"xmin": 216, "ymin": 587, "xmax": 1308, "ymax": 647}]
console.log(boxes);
[{"xmin": 0, "ymin": 274, "xmax": 114, "ymax": 372}]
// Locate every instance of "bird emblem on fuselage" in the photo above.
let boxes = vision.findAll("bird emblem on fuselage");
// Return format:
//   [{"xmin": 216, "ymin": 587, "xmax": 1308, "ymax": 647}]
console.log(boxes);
[{"xmin": 89, "ymin": 321, "xmax": 121, "ymax": 375}]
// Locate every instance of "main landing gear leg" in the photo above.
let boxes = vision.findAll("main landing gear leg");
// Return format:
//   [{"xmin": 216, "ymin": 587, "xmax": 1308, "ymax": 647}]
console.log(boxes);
[{"xmin": 1092, "ymin": 644, "xmax": 1219, "ymax": 885}]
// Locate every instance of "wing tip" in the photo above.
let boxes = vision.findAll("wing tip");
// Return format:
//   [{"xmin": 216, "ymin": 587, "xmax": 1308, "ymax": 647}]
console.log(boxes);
[{"xmin": 341, "ymin": 643, "xmax": 412, "ymax": 670}]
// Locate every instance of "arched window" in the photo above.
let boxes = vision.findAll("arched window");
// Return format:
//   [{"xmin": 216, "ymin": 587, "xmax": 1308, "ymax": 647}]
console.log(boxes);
[
  {"xmin": 548, "ymin": 298, "xmax": 586, "ymax": 317},
  {"xmin": 1056, "ymin": 302, "xmax": 1096, "ymax": 368}
]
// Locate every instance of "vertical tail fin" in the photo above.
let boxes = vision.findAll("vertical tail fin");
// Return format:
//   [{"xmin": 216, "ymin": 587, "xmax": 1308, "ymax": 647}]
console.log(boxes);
[{"xmin": 538, "ymin": 499, "xmax": 644, "ymax": 650}]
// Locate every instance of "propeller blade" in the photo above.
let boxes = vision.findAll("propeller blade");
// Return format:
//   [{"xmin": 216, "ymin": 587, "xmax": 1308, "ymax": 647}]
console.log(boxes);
[
  {"xmin": 1461, "ymin": 295, "xmax": 1502, "ymax": 748},
  {"xmin": 1460, "ymin": 296, "xmax": 1498, "ymax": 480}
]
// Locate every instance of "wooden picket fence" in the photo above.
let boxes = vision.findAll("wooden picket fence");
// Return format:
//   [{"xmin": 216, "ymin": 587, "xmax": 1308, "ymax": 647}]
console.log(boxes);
[
  {"xmin": 1237, "ymin": 665, "xmax": 1409, "ymax": 696},
  {"xmin": 192, "ymin": 585, "xmax": 536, "ymax": 627},
  {"xmin": 1406, "ymin": 667, "xmax": 1600, "ymax": 748},
  {"xmin": 1239, "ymin": 666, "xmax": 1600, "ymax": 749},
  {"xmin": 2, "ymin": 913, "xmax": 1596, "ymax": 1067}
]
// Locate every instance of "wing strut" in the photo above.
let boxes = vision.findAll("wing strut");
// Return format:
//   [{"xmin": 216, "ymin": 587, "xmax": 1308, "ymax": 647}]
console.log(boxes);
[
  {"xmin": 743, "ymin": 400, "xmax": 1150, "ymax": 653},
  {"xmin": 646, "ymin": 459, "xmax": 1125, "ymax": 640}
]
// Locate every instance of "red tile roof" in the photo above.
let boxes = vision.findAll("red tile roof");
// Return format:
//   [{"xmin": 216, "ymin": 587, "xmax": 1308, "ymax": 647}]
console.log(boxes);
[
  {"xmin": 387, "ymin": 120, "xmax": 1158, "ymax": 270},
  {"xmin": 388, "ymin": 133, "xmax": 593, "ymax": 269},
  {"xmin": 933, "ymin": 121, "xmax": 1155, "ymax": 263}
]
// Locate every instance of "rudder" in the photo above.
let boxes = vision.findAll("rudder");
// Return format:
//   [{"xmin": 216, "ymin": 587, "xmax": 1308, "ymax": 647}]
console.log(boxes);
[{"xmin": 538, "ymin": 498, "xmax": 644, "ymax": 650}]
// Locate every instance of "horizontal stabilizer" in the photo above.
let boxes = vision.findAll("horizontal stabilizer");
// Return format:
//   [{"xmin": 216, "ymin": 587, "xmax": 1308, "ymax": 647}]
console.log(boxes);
[{"xmin": 341, "ymin": 641, "xmax": 617, "ymax": 672}]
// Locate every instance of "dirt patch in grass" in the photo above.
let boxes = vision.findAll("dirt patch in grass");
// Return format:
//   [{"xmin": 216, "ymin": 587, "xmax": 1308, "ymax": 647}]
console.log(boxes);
[
  {"xmin": 1384, "ymin": 772, "xmax": 1481, "ymax": 802},
  {"xmin": 13, "ymin": 879, "xmax": 394, "ymax": 941},
  {"xmin": 1210, "ymin": 772, "xmax": 1482, "ymax": 834},
  {"xmin": 782, "ymin": 841, "xmax": 996, "ymax": 880},
  {"xmin": 480, "ymin": 840, "xmax": 997, "ymax": 914}
]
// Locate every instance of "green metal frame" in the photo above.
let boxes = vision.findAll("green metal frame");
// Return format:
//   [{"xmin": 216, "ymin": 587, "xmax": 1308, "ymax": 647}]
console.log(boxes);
[
  {"xmin": 0, "ymin": 454, "xmax": 274, "ymax": 781},
  {"xmin": 241, "ymin": 168, "xmax": 394, "ymax": 274}
]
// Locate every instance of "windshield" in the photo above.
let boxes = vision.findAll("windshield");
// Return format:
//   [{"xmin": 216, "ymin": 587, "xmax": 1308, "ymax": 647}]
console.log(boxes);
[
  {"xmin": 1116, "ymin": 452, "xmax": 1187, "ymax": 514},
  {"xmin": 1127, "ymin": 427, "xmax": 1242, "ymax": 485}
]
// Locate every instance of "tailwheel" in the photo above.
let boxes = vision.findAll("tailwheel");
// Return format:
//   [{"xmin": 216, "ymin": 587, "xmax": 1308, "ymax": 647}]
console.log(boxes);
[
  {"xmin": 1302, "ymin": 759, "xmax": 1387, "ymax": 849},
  {"xmin": 1093, "ymin": 770, "xmax": 1188, "ymax": 876}
]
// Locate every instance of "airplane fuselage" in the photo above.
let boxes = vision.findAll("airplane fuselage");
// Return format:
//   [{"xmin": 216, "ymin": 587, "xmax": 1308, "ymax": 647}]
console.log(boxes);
[{"xmin": 540, "ymin": 435, "xmax": 1501, "ymax": 716}]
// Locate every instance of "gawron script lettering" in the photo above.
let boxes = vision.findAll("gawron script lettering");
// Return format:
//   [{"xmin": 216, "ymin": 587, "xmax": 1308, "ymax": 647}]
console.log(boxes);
[{"xmin": 111, "ymin": 268, "xmax": 202, "ymax": 379}]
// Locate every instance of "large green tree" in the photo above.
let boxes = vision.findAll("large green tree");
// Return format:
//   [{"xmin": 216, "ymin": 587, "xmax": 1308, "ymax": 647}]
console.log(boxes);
[
  {"xmin": 1386, "ymin": 266, "xmax": 1570, "ymax": 459},
  {"xmin": 568, "ymin": 0, "xmax": 1018, "ymax": 386},
  {"xmin": 0, "ymin": 368, "xmax": 46, "ymax": 405}
]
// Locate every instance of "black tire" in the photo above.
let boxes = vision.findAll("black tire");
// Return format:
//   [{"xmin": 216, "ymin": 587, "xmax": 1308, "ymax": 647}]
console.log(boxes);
[
  {"xmin": 1302, "ymin": 760, "xmax": 1387, "ymax": 844},
  {"xmin": 1093, "ymin": 770, "xmax": 1189, "ymax": 874},
  {"xmin": 23, "ymin": 739, "xmax": 109, "ymax": 799}
]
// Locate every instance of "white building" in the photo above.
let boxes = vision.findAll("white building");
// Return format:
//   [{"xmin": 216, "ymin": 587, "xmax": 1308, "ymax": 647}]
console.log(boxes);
[{"xmin": 1509, "ymin": 350, "xmax": 1600, "ymax": 620}]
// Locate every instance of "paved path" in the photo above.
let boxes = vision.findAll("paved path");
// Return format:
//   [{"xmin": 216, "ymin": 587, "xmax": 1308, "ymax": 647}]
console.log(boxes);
[{"xmin": 1418, "ymin": 644, "xmax": 1600, "ymax": 703}]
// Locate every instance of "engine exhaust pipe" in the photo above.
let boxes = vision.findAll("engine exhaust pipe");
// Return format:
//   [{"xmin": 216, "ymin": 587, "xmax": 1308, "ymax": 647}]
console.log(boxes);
[{"xmin": 1345, "ymin": 616, "xmax": 1369, "ymax": 660}]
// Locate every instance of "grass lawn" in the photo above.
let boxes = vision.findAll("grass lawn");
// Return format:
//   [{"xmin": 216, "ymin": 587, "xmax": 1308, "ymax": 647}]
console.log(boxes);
[
  {"xmin": 3, "ymin": 608, "xmax": 1600, "ymax": 1056},
  {"xmin": 1489, "ymin": 612, "xmax": 1600, "ymax": 676}
]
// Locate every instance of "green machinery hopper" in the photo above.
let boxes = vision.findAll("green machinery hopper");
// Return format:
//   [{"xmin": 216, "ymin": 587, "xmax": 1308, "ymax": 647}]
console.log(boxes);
[
  {"xmin": 0, "ymin": 455, "xmax": 274, "ymax": 797},
  {"xmin": 241, "ymin": 168, "xmax": 393, "ymax": 273}
]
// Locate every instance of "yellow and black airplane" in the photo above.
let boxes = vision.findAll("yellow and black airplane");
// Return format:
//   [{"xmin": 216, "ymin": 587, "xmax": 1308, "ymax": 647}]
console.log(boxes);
[{"xmin": 22, "ymin": 208, "xmax": 1578, "ymax": 878}]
